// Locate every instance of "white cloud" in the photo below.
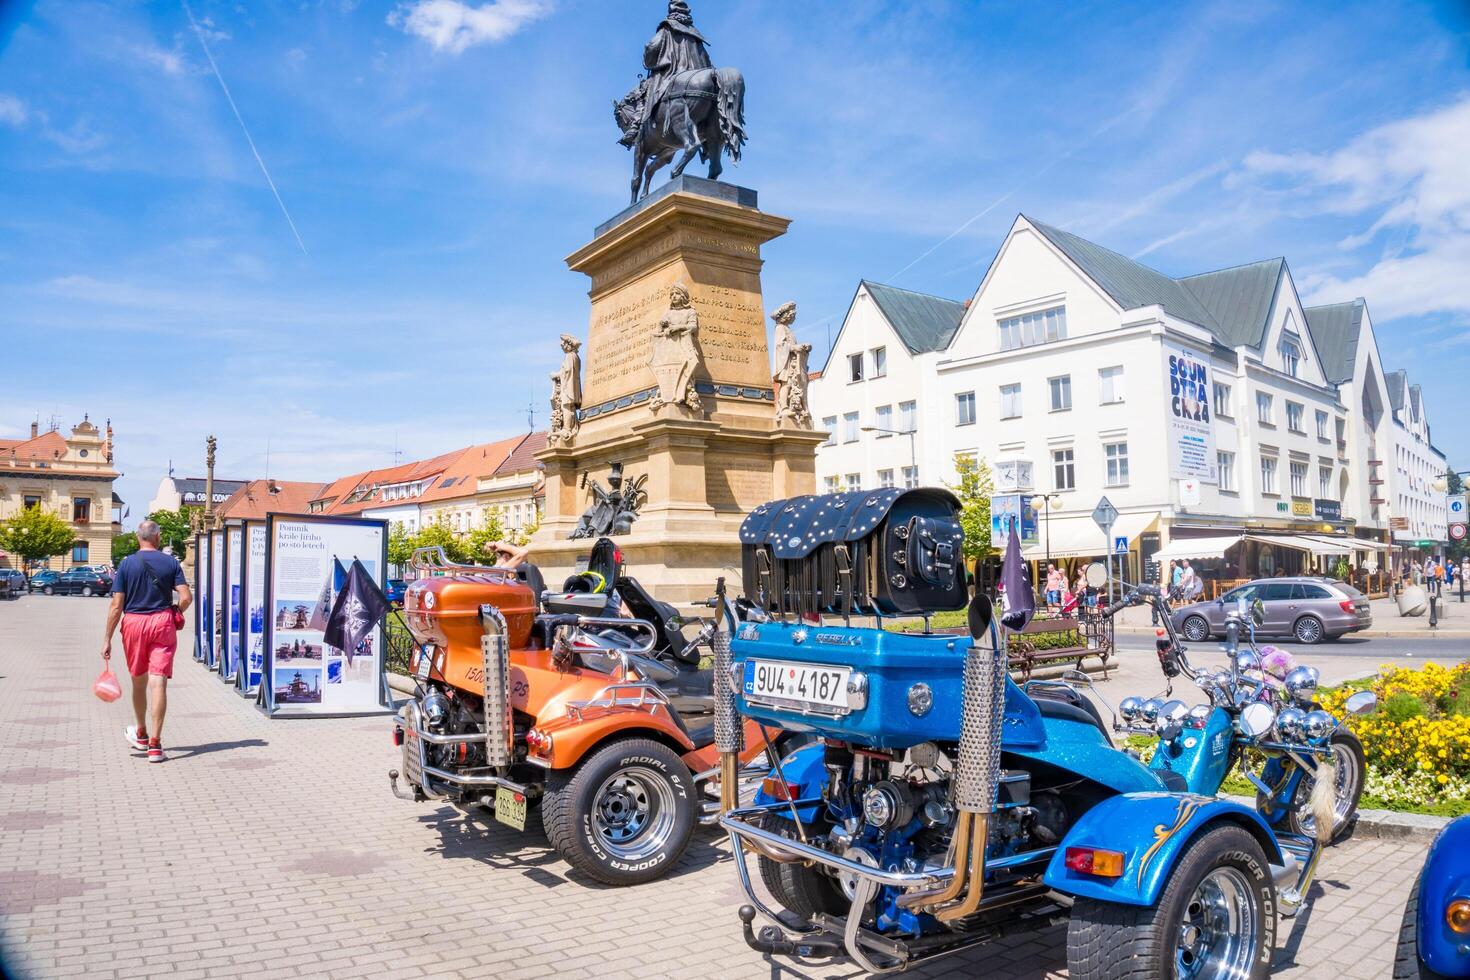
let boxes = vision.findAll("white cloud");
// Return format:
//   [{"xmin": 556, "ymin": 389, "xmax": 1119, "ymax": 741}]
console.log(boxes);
[
  {"xmin": 135, "ymin": 43, "xmax": 187, "ymax": 75},
  {"xmin": 0, "ymin": 93, "xmax": 26, "ymax": 126},
  {"xmin": 388, "ymin": 0, "xmax": 553, "ymax": 54},
  {"xmin": 1240, "ymin": 94, "xmax": 1470, "ymax": 319}
]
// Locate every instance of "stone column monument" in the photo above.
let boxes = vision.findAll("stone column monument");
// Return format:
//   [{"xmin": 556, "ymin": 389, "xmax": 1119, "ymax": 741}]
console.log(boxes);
[{"xmin": 528, "ymin": 3, "xmax": 824, "ymax": 602}]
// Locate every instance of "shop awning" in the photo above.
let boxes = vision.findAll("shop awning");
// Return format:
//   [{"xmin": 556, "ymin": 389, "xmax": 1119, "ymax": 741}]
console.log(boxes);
[
  {"xmin": 1245, "ymin": 534, "xmax": 1352, "ymax": 557},
  {"xmin": 1151, "ymin": 534, "xmax": 1245, "ymax": 562},
  {"xmin": 1022, "ymin": 512, "xmax": 1156, "ymax": 559},
  {"xmin": 1298, "ymin": 535, "xmax": 1390, "ymax": 555}
]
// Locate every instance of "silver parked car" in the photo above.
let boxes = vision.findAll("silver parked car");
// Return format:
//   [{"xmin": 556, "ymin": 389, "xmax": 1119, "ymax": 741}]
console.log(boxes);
[{"xmin": 1171, "ymin": 577, "xmax": 1372, "ymax": 644}]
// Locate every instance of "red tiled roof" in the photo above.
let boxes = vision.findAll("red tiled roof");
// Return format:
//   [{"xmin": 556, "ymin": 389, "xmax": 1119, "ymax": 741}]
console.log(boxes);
[
  {"xmin": 492, "ymin": 431, "xmax": 547, "ymax": 477},
  {"xmin": 416, "ymin": 437, "xmax": 523, "ymax": 504},
  {"xmin": 0, "ymin": 431, "xmax": 68, "ymax": 461},
  {"xmin": 216, "ymin": 480, "xmax": 329, "ymax": 521}
]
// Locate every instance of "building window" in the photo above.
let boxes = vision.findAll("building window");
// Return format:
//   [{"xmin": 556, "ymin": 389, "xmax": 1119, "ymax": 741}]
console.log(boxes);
[
  {"xmin": 998, "ymin": 305, "xmax": 1067, "ymax": 351},
  {"xmin": 871, "ymin": 346, "xmax": 887, "ymax": 378},
  {"xmin": 1218, "ymin": 451, "xmax": 1235, "ymax": 492},
  {"xmin": 1000, "ymin": 384, "xmax": 1022, "ymax": 419},
  {"xmin": 72, "ymin": 541, "xmax": 89, "ymax": 563},
  {"xmin": 1099, "ymin": 366, "xmax": 1124, "ymax": 404},
  {"xmin": 898, "ymin": 400, "xmax": 917, "ymax": 433},
  {"xmin": 1213, "ymin": 382, "xmax": 1232, "ymax": 418},
  {"xmin": 1318, "ymin": 465, "xmax": 1332, "ymax": 499},
  {"xmin": 23, "ymin": 495, "xmax": 40, "ymax": 509},
  {"xmin": 877, "ymin": 468, "xmax": 895, "ymax": 488},
  {"xmin": 72, "ymin": 497, "xmax": 90, "ymax": 523},
  {"xmin": 821, "ymin": 417, "xmax": 837, "ymax": 447},
  {"xmin": 1315, "ymin": 410, "xmax": 1328, "ymax": 440},
  {"xmin": 955, "ymin": 391, "xmax": 976, "ymax": 426},
  {"xmin": 874, "ymin": 404, "xmax": 892, "ymax": 435},
  {"xmin": 845, "ymin": 473, "xmax": 861, "ymax": 491},
  {"xmin": 1048, "ymin": 375, "xmax": 1072, "ymax": 412},
  {"xmin": 842, "ymin": 412, "xmax": 859, "ymax": 443},
  {"xmin": 902, "ymin": 466, "xmax": 919, "ymax": 489},
  {"xmin": 848, "ymin": 352, "xmax": 864, "ymax": 383},
  {"xmin": 1290, "ymin": 460, "xmax": 1308, "ymax": 497},
  {"xmin": 1256, "ymin": 392, "xmax": 1273, "ymax": 425},
  {"xmin": 1286, "ymin": 402, "xmax": 1304, "ymax": 433},
  {"xmin": 1104, "ymin": 442, "xmax": 1129, "ymax": 487},
  {"xmin": 1280, "ymin": 334, "xmax": 1302, "ymax": 377},
  {"xmin": 1260, "ymin": 455, "xmax": 1278, "ymax": 495},
  {"xmin": 823, "ymin": 475, "xmax": 839, "ymax": 492},
  {"xmin": 1052, "ymin": 448, "xmax": 1075, "ymax": 490}
]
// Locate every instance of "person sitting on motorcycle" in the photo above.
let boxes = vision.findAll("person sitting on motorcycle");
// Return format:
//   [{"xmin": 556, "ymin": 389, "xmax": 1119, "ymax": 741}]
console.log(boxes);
[{"xmin": 484, "ymin": 540, "xmax": 547, "ymax": 601}]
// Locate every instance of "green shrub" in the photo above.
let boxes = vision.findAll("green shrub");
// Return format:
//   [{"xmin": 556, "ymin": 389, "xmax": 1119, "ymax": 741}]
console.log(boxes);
[{"xmin": 1379, "ymin": 691, "xmax": 1428, "ymax": 724}]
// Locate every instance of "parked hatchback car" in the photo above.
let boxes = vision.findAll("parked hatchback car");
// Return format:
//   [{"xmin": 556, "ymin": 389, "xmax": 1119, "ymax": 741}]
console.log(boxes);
[
  {"xmin": 48, "ymin": 568, "xmax": 113, "ymax": 597},
  {"xmin": 0, "ymin": 568, "xmax": 26, "ymax": 598},
  {"xmin": 1171, "ymin": 576, "xmax": 1371, "ymax": 644},
  {"xmin": 27, "ymin": 569, "xmax": 61, "ymax": 592}
]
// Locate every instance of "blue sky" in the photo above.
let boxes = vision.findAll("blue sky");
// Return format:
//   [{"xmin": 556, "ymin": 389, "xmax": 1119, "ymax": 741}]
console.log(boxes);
[{"xmin": 2, "ymin": 0, "xmax": 1467, "ymax": 519}]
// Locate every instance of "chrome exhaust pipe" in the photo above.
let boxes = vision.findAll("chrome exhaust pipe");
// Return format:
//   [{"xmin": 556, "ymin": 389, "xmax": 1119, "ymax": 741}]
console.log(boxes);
[
  {"xmin": 711, "ymin": 579, "xmax": 743, "ymax": 815},
  {"xmin": 479, "ymin": 604, "xmax": 512, "ymax": 770}
]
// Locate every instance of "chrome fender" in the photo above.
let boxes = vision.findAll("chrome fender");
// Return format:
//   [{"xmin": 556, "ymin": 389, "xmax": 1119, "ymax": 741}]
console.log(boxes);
[{"xmin": 1044, "ymin": 792, "xmax": 1284, "ymax": 906}]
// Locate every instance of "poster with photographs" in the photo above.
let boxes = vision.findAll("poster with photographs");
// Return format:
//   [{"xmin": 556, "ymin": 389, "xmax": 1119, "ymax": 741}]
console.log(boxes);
[
  {"xmin": 239, "ymin": 520, "xmax": 267, "ymax": 695},
  {"xmin": 209, "ymin": 530, "xmax": 225, "ymax": 670},
  {"xmin": 220, "ymin": 525, "xmax": 243, "ymax": 682},
  {"xmin": 263, "ymin": 515, "xmax": 388, "ymax": 717},
  {"xmin": 195, "ymin": 532, "xmax": 212, "ymax": 665}
]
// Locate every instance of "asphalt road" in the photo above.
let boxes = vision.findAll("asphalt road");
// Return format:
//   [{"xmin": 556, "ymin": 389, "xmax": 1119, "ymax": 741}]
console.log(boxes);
[{"xmin": 1115, "ymin": 631, "xmax": 1469, "ymax": 660}]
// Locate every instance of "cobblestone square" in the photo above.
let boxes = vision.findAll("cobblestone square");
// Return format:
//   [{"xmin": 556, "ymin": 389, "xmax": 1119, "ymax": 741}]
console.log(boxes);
[{"xmin": 0, "ymin": 597, "xmax": 1424, "ymax": 978}]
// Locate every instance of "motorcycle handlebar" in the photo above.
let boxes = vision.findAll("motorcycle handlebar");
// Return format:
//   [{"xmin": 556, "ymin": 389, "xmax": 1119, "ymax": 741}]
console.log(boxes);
[{"xmin": 1101, "ymin": 597, "xmax": 1133, "ymax": 618}]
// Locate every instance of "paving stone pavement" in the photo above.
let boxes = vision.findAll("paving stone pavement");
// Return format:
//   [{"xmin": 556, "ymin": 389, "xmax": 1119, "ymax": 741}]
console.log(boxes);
[{"xmin": 0, "ymin": 595, "xmax": 1422, "ymax": 978}]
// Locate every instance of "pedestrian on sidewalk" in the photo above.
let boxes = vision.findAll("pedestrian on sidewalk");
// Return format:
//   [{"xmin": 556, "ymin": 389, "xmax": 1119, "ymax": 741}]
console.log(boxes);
[
  {"xmin": 1045, "ymin": 563, "xmax": 1065, "ymax": 612},
  {"xmin": 101, "ymin": 520, "xmax": 192, "ymax": 763}
]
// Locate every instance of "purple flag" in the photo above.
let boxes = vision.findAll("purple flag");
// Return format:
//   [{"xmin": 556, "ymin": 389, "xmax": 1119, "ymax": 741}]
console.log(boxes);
[{"xmin": 999, "ymin": 525, "xmax": 1035, "ymax": 630}]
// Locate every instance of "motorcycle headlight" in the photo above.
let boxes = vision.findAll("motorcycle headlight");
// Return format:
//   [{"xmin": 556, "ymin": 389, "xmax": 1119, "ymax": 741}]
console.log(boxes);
[
  {"xmin": 1235, "ymin": 650, "xmax": 1261, "ymax": 673},
  {"xmin": 1275, "ymin": 706, "xmax": 1307, "ymax": 743},
  {"xmin": 1304, "ymin": 709, "xmax": 1335, "ymax": 741},
  {"xmin": 1119, "ymin": 696, "xmax": 1144, "ymax": 722},
  {"xmin": 1140, "ymin": 698, "xmax": 1164, "ymax": 724},
  {"xmin": 1284, "ymin": 666, "xmax": 1320, "ymax": 708}
]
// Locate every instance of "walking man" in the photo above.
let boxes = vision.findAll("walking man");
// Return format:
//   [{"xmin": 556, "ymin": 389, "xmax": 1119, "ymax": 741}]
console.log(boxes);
[{"xmin": 102, "ymin": 520, "xmax": 191, "ymax": 763}]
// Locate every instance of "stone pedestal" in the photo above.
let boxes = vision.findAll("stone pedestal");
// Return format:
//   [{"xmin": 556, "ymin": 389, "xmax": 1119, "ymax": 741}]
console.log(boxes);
[{"xmin": 529, "ymin": 177, "xmax": 825, "ymax": 602}]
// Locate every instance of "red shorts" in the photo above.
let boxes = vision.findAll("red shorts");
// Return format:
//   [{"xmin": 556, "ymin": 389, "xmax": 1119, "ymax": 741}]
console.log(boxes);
[{"xmin": 122, "ymin": 610, "xmax": 178, "ymax": 678}]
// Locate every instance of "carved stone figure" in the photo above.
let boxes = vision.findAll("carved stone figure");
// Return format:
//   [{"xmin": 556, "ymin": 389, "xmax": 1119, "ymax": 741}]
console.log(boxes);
[
  {"xmin": 570, "ymin": 463, "xmax": 649, "ymax": 539},
  {"xmin": 771, "ymin": 302, "xmax": 812, "ymax": 428},
  {"xmin": 648, "ymin": 283, "xmax": 702, "ymax": 414},
  {"xmin": 548, "ymin": 334, "xmax": 582, "ymax": 447},
  {"xmin": 614, "ymin": 1, "xmax": 747, "ymax": 202}
]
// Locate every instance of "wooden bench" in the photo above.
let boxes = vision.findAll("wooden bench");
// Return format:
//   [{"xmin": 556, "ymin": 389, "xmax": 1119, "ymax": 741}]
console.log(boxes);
[{"xmin": 1006, "ymin": 614, "xmax": 1113, "ymax": 681}]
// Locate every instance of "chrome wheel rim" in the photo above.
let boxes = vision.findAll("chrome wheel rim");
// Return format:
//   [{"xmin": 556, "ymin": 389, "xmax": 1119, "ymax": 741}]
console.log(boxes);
[
  {"xmin": 1184, "ymin": 617, "xmax": 1209, "ymax": 642},
  {"xmin": 1296, "ymin": 742, "xmax": 1360, "ymax": 835},
  {"xmin": 590, "ymin": 765, "xmax": 676, "ymax": 861},
  {"xmin": 1295, "ymin": 618, "xmax": 1322, "ymax": 643},
  {"xmin": 1176, "ymin": 866, "xmax": 1257, "ymax": 979}
]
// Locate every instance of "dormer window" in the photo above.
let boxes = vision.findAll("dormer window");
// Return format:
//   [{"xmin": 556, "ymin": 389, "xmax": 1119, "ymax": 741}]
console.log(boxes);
[
  {"xmin": 1279, "ymin": 332, "xmax": 1302, "ymax": 377},
  {"xmin": 999, "ymin": 305, "xmax": 1067, "ymax": 351}
]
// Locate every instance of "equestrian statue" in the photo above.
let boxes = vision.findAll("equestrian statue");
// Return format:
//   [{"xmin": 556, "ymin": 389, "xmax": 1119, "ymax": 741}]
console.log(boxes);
[{"xmin": 614, "ymin": 1, "xmax": 746, "ymax": 204}]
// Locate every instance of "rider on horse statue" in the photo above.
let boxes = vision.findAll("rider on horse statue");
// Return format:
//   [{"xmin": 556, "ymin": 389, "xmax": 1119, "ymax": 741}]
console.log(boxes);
[{"xmin": 619, "ymin": 1, "xmax": 713, "ymax": 147}]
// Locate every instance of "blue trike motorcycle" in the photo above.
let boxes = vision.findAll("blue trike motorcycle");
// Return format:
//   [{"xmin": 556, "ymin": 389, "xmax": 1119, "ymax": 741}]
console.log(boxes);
[{"xmin": 712, "ymin": 488, "xmax": 1376, "ymax": 978}]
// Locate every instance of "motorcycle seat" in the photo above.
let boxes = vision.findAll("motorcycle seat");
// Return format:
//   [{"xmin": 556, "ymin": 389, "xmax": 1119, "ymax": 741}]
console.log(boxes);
[
  {"xmin": 675, "ymin": 714, "xmax": 716, "ymax": 750},
  {"xmin": 1030, "ymin": 689, "xmax": 1113, "ymax": 747}
]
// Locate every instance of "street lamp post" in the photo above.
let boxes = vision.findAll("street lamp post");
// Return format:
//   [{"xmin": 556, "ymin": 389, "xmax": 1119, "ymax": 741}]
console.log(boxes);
[
  {"xmin": 860, "ymin": 426, "xmax": 917, "ymax": 484},
  {"xmin": 1040, "ymin": 492, "xmax": 1062, "ymax": 568}
]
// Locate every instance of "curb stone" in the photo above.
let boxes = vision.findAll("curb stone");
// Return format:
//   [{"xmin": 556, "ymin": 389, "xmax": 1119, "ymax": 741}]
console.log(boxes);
[{"xmin": 1224, "ymin": 795, "xmax": 1447, "ymax": 845}]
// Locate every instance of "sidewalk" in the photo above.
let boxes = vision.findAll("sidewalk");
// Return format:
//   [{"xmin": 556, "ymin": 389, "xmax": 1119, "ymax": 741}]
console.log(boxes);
[{"xmin": 1112, "ymin": 592, "xmax": 1470, "ymax": 637}]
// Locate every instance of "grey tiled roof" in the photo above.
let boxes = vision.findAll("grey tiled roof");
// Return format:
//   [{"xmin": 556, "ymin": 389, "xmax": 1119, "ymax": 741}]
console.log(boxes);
[
  {"xmin": 172, "ymin": 478, "xmax": 248, "ymax": 497},
  {"xmin": 1386, "ymin": 369, "xmax": 1408, "ymax": 412},
  {"xmin": 861, "ymin": 281, "xmax": 967, "ymax": 354},
  {"xmin": 1026, "ymin": 218, "xmax": 1224, "ymax": 333},
  {"xmin": 1179, "ymin": 259, "xmax": 1285, "ymax": 348},
  {"xmin": 1303, "ymin": 300, "xmax": 1365, "ymax": 385}
]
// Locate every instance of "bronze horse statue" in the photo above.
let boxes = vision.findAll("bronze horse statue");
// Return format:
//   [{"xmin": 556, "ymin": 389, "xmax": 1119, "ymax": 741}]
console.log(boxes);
[{"xmin": 614, "ymin": 67, "xmax": 746, "ymax": 204}]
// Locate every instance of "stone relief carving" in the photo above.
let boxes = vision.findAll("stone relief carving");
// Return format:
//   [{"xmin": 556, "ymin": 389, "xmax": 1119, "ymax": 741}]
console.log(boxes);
[
  {"xmin": 548, "ymin": 334, "xmax": 583, "ymax": 447},
  {"xmin": 648, "ymin": 283, "xmax": 703, "ymax": 414},
  {"xmin": 771, "ymin": 301, "xmax": 812, "ymax": 428}
]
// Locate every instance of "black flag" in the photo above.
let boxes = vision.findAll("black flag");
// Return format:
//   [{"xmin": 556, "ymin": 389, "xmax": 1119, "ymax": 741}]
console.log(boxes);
[
  {"xmin": 324, "ymin": 559, "xmax": 390, "ymax": 666},
  {"xmin": 999, "ymin": 525, "xmax": 1035, "ymax": 631}
]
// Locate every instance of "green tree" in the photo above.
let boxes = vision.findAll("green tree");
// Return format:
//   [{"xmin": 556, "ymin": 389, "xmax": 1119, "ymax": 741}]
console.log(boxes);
[
  {"xmin": 465, "ymin": 511, "xmax": 507, "ymax": 561},
  {"xmin": 948, "ymin": 453, "xmax": 995, "ymax": 562},
  {"xmin": 0, "ymin": 506, "xmax": 79, "ymax": 580},
  {"xmin": 410, "ymin": 517, "xmax": 473, "ymax": 565},
  {"xmin": 112, "ymin": 532, "xmax": 140, "ymax": 565},
  {"xmin": 386, "ymin": 521, "xmax": 414, "ymax": 571},
  {"xmin": 145, "ymin": 506, "xmax": 192, "ymax": 560},
  {"xmin": 509, "ymin": 514, "xmax": 540, "ymax": 547}
]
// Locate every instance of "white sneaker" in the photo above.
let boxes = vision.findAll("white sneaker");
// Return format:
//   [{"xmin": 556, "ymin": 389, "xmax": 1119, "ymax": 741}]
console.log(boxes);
[{"xmin": 124, "ymin": 725, "xmax": 147, "ymax": 751}]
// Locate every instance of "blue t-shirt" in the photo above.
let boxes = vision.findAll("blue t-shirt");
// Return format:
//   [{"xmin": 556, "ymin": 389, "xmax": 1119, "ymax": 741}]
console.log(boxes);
[{"xmin": 113, "ymin": 551, "xmax": 185, "ymax": 614}]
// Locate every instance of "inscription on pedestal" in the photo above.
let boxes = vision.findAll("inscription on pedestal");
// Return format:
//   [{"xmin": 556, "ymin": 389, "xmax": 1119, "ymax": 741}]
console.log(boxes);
[{"xmin": 707, "ymin": 456, "xmax": 775, "ymax": 512}]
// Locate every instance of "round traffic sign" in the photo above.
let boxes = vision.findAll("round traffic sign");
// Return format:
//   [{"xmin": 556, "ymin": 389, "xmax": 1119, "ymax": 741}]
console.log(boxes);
[{"xmin": 1452, "ymin": 524, "xmax": 1467, "ymax": 542}]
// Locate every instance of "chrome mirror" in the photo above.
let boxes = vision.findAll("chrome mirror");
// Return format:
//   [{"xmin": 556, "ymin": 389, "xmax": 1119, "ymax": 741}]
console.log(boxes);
[
  {"xmin": 1250, "ymin": 598, "xmax": 1266, "ymax": 627},
  {"xmin": 1156, "ymin": 700, "xmax": 1190, "ymax": 741},
  {"xmin": 1085, "ymin": 562, "xmax": 1108, "ymax": 589},
  {"xmin": 1238, "ymin": 702, "xmax": 1276, "ymax": 739},
  {"xmin": 1345, "ymin": 690, "xmax": 1377, "ymax": 716}
]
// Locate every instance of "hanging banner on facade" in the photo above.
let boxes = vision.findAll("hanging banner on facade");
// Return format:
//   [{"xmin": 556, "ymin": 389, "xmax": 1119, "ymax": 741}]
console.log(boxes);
[
  {"xmin": 195, "ymin": 532, "xmax": 212, "ymax": 665},
  {"xmin": 221, "ymin": 525, "xmax": 243, "ymax": 682},
  {"xmin": 263, "ymin": 515, "xmax": 389, "ymax": 717},
  {"xmin": 209, "ymin": 530, "xmax": 225, "ymax": 670},
  {"xmin": 1165, "ymin": 345, "xmax": 1218, "ymax": 483},
  {"xmin": 240, "ymin": 520, "xmax": 267, "ymax": 694}
]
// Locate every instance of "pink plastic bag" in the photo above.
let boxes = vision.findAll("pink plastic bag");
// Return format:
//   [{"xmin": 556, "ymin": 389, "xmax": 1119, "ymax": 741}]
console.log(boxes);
[{"xmin": 94, "ymin": 659, "xmax": 122, "ymax": 702}]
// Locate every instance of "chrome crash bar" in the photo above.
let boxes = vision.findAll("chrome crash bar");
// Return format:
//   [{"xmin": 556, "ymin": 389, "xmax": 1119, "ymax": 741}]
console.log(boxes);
[
  {"xmin": 392, "ymin": 706, "xmax": 528, "ymax": 796},
  {"xmin": 409, "ymin": 546, "xmax": 521, "ymax": 580}
]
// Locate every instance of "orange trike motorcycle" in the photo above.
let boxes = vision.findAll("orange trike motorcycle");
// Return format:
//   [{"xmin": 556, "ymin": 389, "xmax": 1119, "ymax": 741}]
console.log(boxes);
[{"xmin": 389, "ymin": 540, "xmax": 796, "ymax": 885}]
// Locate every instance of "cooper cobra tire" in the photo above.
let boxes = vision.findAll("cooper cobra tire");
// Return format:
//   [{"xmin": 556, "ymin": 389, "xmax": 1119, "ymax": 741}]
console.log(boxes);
[
  {"xmin": 1182, "ymin": 615, "xmax": 1211, "ymax": 642},
  {"xmin": 756, "ymin": 816, "xmax": 844, "ymax": 920},
  {"xmin": 1066, "ymin": 824, "xmax": 1276, "ymax": 980},
  {"xmin": 1278, "ymin": 729, "xmax": 1366, "ymax": 844},
  {"xmin": 541, "ymin": 737, "xmax": 695, "ymax": 886},
  {"xmin": 1393, "ymin": 870, "xmax": 1448, "ymax": 978}
]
